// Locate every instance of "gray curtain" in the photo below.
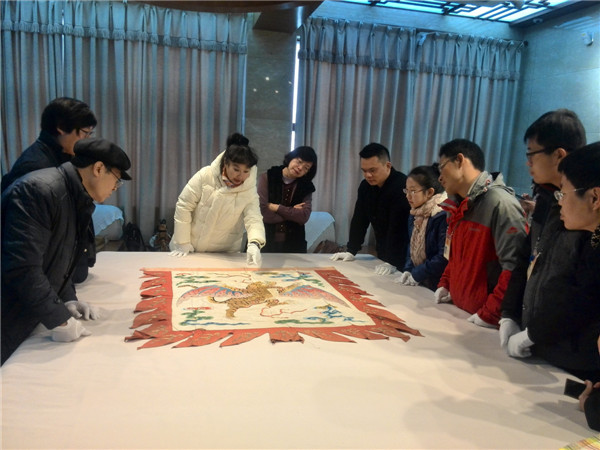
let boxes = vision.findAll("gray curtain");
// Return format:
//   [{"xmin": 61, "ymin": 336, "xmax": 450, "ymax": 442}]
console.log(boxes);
[
  {"xmin": 1, "ymin": 0, "xmax": 248, "ymax": 240},
  {"xmin": 296, "ymin": 16, "xmax": 523, "ymax": 245}
]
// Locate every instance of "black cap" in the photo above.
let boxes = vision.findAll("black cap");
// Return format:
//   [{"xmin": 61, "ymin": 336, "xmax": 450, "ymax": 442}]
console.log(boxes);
[{"xmin": 72, "ymin": 138, "xmax": 132, "ymax": 180}]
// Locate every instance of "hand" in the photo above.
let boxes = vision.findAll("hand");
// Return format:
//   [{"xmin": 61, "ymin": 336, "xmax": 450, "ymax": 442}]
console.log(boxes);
[
  {"xmin": 51, "ymin": 317, "xmax": 92, "ymax": 342},
  {"xmin": 293, "ymin": 202, "xmax": 306, "ymax": 209},
  {"xmin": 330, "ymin": 252, "xmax": 355, "ymax": 262},
  {"xmin": 393, "ymin": 271, "xmax": 418, "ymax": 286},
  {"xmin": 246, "ymin": 243, "xmax": 262, "ymax": 266},
  {"xmin": 268, "ymin": 203, "xmax": 279, "ymax": 212},
  {"xmin": 467, "ymin": 313, "xmax": 496, "ymax": 329},
  {"xmin": 374, "ymin": 262, "xmax": 397, "ymax": 276},
  {"xmin": 169, "ymin": 242, "xmax": 194, "ymax": 257},
  {"xmin": 507, "ymin": 329, "xmax": 534, "ymax": 358},
  {"xmin": 434, "ymin": 287, "xmax": 452, "ymax": 303},
  {"xmin": 64, "ymin": 300, "xmax": 100, "ymax": 320},
  {"xmin": 499, "ymin": 318, "xmax": 521, "ymax": 347},
  {"xmin": 579, "ymin": 380, "xmax": 600, "ymax": 411}
]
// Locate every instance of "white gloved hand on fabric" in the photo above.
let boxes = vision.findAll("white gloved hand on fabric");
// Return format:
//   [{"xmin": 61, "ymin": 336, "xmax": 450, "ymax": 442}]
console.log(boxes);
[
  {"xmin": 394, "ymin": 271, "xmax": 418, "ymax": 286},
  {"xmin": 246, "ymin": 242, "xmax": 262, "ymax": 266},
  {"xmin": 434, "ymin": 287, "xmax": 452, "ymax": 303},
  {"xmin": 374, "ymin": 262, "xmax": 397, "ymax": 276},
  {"xmin": 467, "ymin": 312, "xmax": 496, "ymax": 329},
  {"xmin": 499, "ymin": 317, "xmax": 521, "ymax": 348},
  {"xmin": 169, "ymin": 242, "xmax": 194, "ymax": 258},
  {"xmin": 329, "ymin": 252, "xmax": 355, "ymax": 262},
  {"xmin": 507, "ymin": 329, "xmax": 534, "ymax": 358},
  {"xmin": 51, "ymin": 317, "xmax": 92, "ymax": 342},
  {"xmin": 64, "ymin": 300, "xmax": 100, "ymax": 320}
]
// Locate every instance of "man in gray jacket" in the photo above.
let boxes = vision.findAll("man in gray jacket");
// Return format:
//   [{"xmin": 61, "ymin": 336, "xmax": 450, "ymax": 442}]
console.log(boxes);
[{"xmin": 1, "ymin": 138, "xmax": 131, "ymax": 365}]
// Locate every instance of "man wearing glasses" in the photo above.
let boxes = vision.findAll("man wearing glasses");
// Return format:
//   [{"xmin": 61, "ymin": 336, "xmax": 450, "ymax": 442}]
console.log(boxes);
[
  {"xmin": 499, "ymin": 110, "xmax": 595, "ymax": 380},
  {"xmin": 435, "ymin": 138, "xmax": 528, "ymax": 328},
  {"xmin": 1, "ymin": 97, "xmax": 99, "ymax": 284},
  {"xmin": 1, "ymin": 138, "xmax": 131, "ymax": 365}
]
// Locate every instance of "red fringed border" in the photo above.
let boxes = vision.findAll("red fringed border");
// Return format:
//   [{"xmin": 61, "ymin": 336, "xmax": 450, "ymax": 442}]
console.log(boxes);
[{"xmin": 125, "ymin": 268, "xmax": 423, "ymax": 349}]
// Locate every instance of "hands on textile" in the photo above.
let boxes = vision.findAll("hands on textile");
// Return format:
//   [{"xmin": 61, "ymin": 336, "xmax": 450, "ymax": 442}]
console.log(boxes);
[
  {"xmin": 499, "ymin": 318, "xmax": 521, "ymax": 347},
  {"xmin": 374, "ymin": 262, "xmax": 397, "ymax": 276},
  {"xmin": 169, "ymin": 242, "xmax": 194, "ymax": 258},
  {"xmin": 579, "ymin": 380, "xmax": 600, "ymax": 411},
  {"xmin": 467, "ymin": 312, "xmax": 496, "ymax": 329},
  {"xmin": 64, "ymin": 300, "xmax": 100, "ymax": 320},
  {"xmin": 51, "ymin": 317, "xmax": 92, "ymax": 342},
  {"xmin": 506, "ymin": 329, "xmax": 534, "ymax": 358},
  {"xmin": 434, "ymin": 287, "xmax": 452, "ymax": 303},
  {"xmin": 330, "ymin": 252, "xmax": 355, "ymax": 262},
  {"xmin": 246, "ymin": 242, "xmax": 262, "ymax": 266},
  {"xmin": 393, "ymin": 271, "xmax": 418, "ymax": 286}
]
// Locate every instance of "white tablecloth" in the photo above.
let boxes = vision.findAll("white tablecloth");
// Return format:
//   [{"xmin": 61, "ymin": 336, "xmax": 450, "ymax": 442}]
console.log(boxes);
[{"xmin": 1, "ymin": 252, "xmax": 593, "ymax": 449}]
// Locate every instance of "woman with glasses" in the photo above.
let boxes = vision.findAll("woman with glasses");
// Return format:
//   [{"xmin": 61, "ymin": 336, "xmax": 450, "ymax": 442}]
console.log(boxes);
[
  {"xmin": 557, "ymin": 142, "xmax": 600, "ymax": 431},
  {"xmin": 169, "ymin": 133, "xmax": 265, "ymax": 266},
  {"xmin": 394, "ymin": 164, "xmax": 448, "ymax": 290},
  {"xmin": 258, "ymin": 146, "xmax": 318, "ymax": 253},
  {"xmin": 502, "ymin": 141, "xmax": 600, "ymax": 385}
]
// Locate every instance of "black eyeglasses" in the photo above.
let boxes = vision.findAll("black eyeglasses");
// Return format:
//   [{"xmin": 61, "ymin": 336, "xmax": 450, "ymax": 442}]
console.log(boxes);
[
  {"xmin": 108, "ymin": 170, "xmax": 124, "ymax": 189},
  {"xmin": 525, "ymin": 148, "xmax": 550, "ymax": 162},
  {"xmin": 438, "ymin": 158, "xmax": 456, "ymax": 171}
]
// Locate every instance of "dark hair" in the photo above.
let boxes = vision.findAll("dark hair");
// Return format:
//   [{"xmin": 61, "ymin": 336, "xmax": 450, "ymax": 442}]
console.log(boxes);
[
  {"xmin": 408, "ymin": 164, "xmax": 444, "ymax": 194},
  {"xmin": 524, "ymin": 109, "xmax": 586, "ymax": 155},
  {"xmin": 40, "ymin": 97, "xmax": 97, "ymax": 136},
  {"xmin": 221, "ymin": 132, "xmax": 257, "ymax": 170},
  {"xmin": 283, "ymin": 146, "xmax": 318, "ymax": 181},
  {"xmin": 438, "ymin": 139, "xmax": 485, "ymax": 171},
  {"xmin": 359, "ymin": 143, "xmax": 390, "ymax": 163},
  {"xmin": 558, "ymin": 141, "xmax": 600, "ymax": 198}
]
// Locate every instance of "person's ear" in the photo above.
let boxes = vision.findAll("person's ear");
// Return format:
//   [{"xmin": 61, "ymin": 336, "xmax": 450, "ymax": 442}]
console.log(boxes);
[
  {"xmin": 385, "ymin": 160, "xmax": 392, "ymax": 169},
  {"xmin": 93, "ymin": 161, "xmax": 105, "ymax": 177},
  {"xmin": 57, "ymin": 128, "xmax": 67, "ymax": 136},
  {"xmin": 555, "ymin": 147, "xmax": 567, "ymax": 162},
  {"xmin": 590, "ymin": 187, "xmax": 600, "ymax": 211},
  {"xmin": 425, "ymin": 187, "xmax": 435, "ymax": 199},
  {"xmin": 455, "ymin": 153, "xmax": 465, "ymax": 167}
]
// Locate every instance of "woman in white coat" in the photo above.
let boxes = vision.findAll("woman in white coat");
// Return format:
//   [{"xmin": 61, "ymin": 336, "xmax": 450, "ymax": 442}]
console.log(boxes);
[{"xmin": 169, "ymin": 133, "xmax": 265, "ymax": 265}]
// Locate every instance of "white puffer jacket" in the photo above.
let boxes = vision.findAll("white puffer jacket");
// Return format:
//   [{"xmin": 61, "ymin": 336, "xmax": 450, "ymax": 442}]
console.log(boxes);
[{"xmin": 171, "ymin": 151, "xmax": 265, "ymax": 252}]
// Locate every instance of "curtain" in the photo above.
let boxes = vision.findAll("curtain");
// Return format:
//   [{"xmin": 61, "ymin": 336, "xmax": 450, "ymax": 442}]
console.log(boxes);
[
  {"xmin": 1, "ymin": 0, "xmax": 248, "ymax": 239},
  {"xmin": 296, "ymin": 17, "xmax": 523, "ymax": 245}
]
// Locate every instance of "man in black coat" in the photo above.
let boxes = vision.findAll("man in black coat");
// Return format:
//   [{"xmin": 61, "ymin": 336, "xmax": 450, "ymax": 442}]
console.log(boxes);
[
  {"xmin": 331, "ymin": 143, "xmax": 410, "ymax": 276},
  {"xmin": 1, "ymin": 138, "xmax": 131, "ymax": 365},
  {"xmin": 2, "ymin": 97, "xmax": 98, "ymax": 283}
]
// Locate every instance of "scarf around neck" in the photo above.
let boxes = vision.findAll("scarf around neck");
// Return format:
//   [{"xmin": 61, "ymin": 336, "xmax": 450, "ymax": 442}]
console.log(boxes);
[{"xmin": 410, "ymin": 192, "xmax": 447, "ymax": 266}]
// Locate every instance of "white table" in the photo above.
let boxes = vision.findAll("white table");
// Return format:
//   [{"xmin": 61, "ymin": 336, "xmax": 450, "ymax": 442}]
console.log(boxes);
[{"xmin": 1, "ymin": 252, "xmax": 594, "ymax": 449}]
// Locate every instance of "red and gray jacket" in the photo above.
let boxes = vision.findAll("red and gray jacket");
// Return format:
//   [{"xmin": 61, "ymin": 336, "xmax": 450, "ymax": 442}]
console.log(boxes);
[{"xmin": 438, "ymin": 172, "xmax": 528, "ymax": 325}]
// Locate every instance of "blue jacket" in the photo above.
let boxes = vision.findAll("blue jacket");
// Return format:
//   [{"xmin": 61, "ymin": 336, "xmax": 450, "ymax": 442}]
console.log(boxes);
[{"xmin": 404, "ymin": 210, "xmax": 448, "ymax": 290}]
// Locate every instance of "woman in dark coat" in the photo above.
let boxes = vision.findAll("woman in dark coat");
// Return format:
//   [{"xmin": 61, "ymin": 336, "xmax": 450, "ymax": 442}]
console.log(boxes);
[
  {"xmin": 395, "ymin": 164, "xmax": 448, "ymax": 291},
  {"xmin": 258, "ymin": 146, "xmax": 317, "ymax": 253}
]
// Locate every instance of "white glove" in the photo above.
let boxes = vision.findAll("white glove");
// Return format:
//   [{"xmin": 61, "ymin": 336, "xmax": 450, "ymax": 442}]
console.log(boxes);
[
  {"xmin": 330, "ymin": 252, "xmax": 355, "ymax": 262},
  {"xmin": 467, "ymin": 312, "xmax": 496, "ymax": 329},
  {"xmin": 64, "ymin": 300, "xmax": 100, "ymax": 320},
  {"xmin": 374, "ymin": 262, "xmax": 397, "ymax": 276},
  {"xmin": 499, "ymin": 318, "xmax": 521, "ymax": 348},
  {"xmin": 507, "ymin": 329, "xmax": 534, "ymax": 358},
  {"xmin": 246, "ymin": 243, "xmax": 262, "ymax": 266},
  {"xmin": 434, "ymin": 287, "xmax": 452, "ymax": 303},
  {"xmin": 169, "ymin": 242, "xmax": 194, "ymax": 258},
  {"xmin": 393, "ymin": 271, "xmax": 418, "ymax": 286},
  {"xmin": 51, "ymin": 317, "xmax": 92, "ymax": 342}
]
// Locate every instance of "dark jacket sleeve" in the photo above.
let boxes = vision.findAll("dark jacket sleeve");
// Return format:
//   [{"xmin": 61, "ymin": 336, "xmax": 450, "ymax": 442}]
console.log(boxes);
[
  {"xmin": 379, "ymin": 187, "xmax": 410, "ymax": 269},
  {"xmin": 1, "ymin": 183, "xmax": 72, "ymax": 329},
  {"xmin": 411, "ymin": 212, "xmax": 448, "ymax": 284},
  {"xmin": 585, "ymin": 389, "xmax": 600, "ymax": 431},
  {"xmin": 403, "ymin": 216, "xmax": 414, "ymax": 272},
  {"xmin": 500, "ymin": 233, "xmax": 531, "ymax": 324},
  {"xmin": 346, "ymin": 182, "xmax": 371, "ymax": 255}
]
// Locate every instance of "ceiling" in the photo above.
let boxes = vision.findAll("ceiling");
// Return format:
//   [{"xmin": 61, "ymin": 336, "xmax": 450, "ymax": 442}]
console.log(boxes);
[{"xmin": 133, "ymin": 1, "xmax": 323, "ymax": 32}]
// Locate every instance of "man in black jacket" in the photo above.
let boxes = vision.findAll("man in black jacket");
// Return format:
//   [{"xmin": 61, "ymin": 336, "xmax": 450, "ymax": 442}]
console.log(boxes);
[
  {"xmin": 1, "ymin": 97, "xmax": 98, "ymax": 283},
  {"xmin": 331, "ymin": 143, "xmax": 410, "ymax": 276},
  {"xmin": 1, "ymin": 138, "xmax": 131, "ymax": 365}
]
